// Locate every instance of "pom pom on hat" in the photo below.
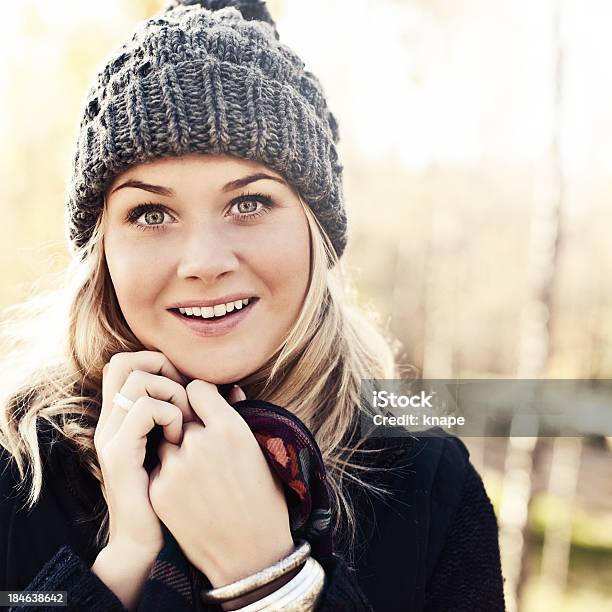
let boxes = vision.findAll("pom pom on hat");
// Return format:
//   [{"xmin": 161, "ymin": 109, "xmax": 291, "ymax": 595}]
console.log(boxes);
[{"xmin": 165, "ymin": 0, "xmax": 277, "ymax": 33}]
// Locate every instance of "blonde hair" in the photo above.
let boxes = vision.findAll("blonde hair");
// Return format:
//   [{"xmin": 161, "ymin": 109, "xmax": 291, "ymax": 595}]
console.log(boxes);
[{"xmin": 0, "ymin": 188, "xmax": 409, "ymax": 567}]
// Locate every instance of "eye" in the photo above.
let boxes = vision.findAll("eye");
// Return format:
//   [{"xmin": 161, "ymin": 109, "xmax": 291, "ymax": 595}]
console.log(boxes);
[
  {"xmin": 123, "ymin": 192, "xmax": 275, "ymax": 233},
  {"xmin": 228, "ymin": 193, "xmax": 274, "ymax": 220},
  {"xmin": 124, "ymin": 203, "xmax": 174, "ymax": 232}
]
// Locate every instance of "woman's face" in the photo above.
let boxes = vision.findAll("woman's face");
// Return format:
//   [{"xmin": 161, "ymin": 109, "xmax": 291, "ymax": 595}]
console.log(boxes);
[{"xmin": 103, "ymin": 153, "xmax": 311, "ymax": 384}]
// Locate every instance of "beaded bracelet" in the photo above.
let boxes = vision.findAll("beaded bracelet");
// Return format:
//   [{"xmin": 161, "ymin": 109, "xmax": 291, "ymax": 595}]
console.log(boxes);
[{"xmin": 200, "ymin": 539, "xmax": 311, "ymax": 604}]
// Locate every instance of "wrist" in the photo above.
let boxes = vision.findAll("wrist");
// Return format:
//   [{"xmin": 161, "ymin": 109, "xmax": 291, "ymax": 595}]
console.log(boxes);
[
  {"xmin": 92, "ymin": 541, "xmax": 160, "ymax": 611},
  {"xmin": 207, "ymin": 538, "xmax": 295, "ymax": 588},
  {"xmin": 106, "ymin": 537, "xmax": 162, "ymax": 563}
]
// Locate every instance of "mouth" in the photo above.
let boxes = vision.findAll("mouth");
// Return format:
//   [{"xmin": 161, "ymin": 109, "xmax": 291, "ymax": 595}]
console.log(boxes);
[{"xmin": 168, "ymin": 298, "xmax": 259, "ymax": 336}]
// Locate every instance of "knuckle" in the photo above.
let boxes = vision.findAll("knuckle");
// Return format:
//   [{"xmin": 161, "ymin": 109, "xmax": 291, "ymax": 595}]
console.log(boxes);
[
  {"xmin": 141, "ymin": 350, "xmax": 166, "ymax": 372},
  {"xmin": 172, "ymin": 403, "xmax": 184, "ymax": 421},
  {"xmin": 125, "ymin": 369, "xmax": 147, "ymax": 386},
  {"xmin": 97, "ymin": 444, "xmax": 115, "ymax": 470},
  {"xmin": 185, "ymin": 379, "xmax": 201, "ymax": 394},
  {"xmin": 108, "ymin": 352, "xmax": 126, "ymax": 367},
  {"xmin": 165, "ymin": 382, "xmax": 187, "ymax": 404},
  {"xmin": 131, "ymin": 395, "xmax": 156, "ymax": 412}
]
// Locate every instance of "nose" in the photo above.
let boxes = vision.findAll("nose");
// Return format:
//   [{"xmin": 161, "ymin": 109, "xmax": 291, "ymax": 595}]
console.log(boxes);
[{"xmin": 176, "ymin": 221, "xmax": 240, "ymax": 282}]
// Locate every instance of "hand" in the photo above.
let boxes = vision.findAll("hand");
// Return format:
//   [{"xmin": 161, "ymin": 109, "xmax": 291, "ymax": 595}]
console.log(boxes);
[
  {"xmin": 94, "ymin": 351, "xmax": 197, "ymax": 557},
  {"xmin": 148, "ymin": 380, "xmax": 295, "ymax": 587}
]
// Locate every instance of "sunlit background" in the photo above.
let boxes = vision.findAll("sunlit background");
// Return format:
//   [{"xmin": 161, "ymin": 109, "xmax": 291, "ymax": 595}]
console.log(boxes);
[{"xmin": 1, "ymin": 1, "xmax": 611, "ymax": 610}]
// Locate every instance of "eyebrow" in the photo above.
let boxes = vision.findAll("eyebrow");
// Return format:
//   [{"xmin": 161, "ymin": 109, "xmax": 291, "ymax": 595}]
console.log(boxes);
[{"xmin": 109, "ymin": 172, "xmax": 286, "ymax": 197}]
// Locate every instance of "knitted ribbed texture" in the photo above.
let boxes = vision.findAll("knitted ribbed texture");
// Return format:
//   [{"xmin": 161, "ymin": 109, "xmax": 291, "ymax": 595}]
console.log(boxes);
[
  {"xmin": 14, "ymin": 546, "xmax": 373, "ymax": 612},
  {"xmin": 423, "ymin": 461, "xmax": 506, "ymax": 612},
  {"xmin": 65, "ymin": 0, "xmax": 346, "ymax": 260},
  {"xmin": 16, "ymin": 545, "xmax": 125, "ymax": 612}
]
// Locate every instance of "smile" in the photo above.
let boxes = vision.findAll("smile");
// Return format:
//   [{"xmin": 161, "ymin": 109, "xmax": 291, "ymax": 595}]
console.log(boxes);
[
  {"xmin": 168, "ymin": 298, "xmax": 259, "ymax": 337},
  {"xmin": 178, "ymin": 298, "xmax": 252, "ymax": 319}
]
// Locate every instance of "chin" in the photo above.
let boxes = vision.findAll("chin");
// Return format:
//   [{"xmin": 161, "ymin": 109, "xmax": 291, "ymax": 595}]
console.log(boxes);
[{"xmin": 177, "ymin": 363, "xmax": 257, "ymax": 386}]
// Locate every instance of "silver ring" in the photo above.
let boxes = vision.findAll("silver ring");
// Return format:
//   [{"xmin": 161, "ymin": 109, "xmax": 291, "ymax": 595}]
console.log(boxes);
[{"xmin": 113, "ymin": 392, "xmax": 134, "ymax": 412}]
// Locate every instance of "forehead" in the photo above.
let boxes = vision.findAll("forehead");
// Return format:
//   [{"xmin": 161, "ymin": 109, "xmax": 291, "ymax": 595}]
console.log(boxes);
[{"xmin": 108, "ymin": 153, "xmax": 285, "ymax": 192}]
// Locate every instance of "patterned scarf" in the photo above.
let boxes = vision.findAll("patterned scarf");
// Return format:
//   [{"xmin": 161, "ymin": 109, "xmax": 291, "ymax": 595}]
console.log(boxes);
[{"xmin": 137, "ymin": 399, "xmax": 334, "ymax": 611}]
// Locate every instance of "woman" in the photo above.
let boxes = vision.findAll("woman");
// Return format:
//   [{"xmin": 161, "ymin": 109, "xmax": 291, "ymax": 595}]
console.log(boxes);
[{"xmin": 0, "ymin": 1, "xmax": 505, "ymax": 610}]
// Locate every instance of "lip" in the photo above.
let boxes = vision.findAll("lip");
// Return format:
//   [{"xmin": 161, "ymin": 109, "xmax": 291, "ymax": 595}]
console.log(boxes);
[
  {"xmin": 168, "ymin": 293, "xmax": 258, "ymax": 309},
  {"xmin": 168, "ymin": 298, "xmax": 259, "ymax": 337}
]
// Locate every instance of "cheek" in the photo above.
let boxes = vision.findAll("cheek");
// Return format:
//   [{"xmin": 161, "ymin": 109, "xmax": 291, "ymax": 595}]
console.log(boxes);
[
  {"xmin": 104, "ymin": 233, "xmax": 169, "ymax": 312},
  {"xmin": 252, "ymin": 217, "xmax": 310, "ymax": 308}
]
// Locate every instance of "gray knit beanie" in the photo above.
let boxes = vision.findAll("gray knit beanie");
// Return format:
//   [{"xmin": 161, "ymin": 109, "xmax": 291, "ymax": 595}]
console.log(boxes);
[{"xmin": 64, "ymin": 0, "xmax": 347, "ymax": 261}]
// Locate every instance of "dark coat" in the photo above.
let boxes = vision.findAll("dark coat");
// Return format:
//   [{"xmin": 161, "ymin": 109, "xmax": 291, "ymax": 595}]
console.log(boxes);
[{"xmin": 0, "ymin": 423, "xmax": 505, "ymax": 611}]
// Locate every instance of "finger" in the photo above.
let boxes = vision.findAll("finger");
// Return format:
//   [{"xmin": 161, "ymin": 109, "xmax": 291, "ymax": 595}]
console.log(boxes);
[
  {"xmin": 182, "ymin": 420, "xmax": 206, "ymax": 437},
  {"xmin": 104, "ymin": 369, "xmax": 195, "ymax": 440},
  {"xmin": 184, "ymin": 379, "xmax": 231, "ymax": 424},
  {"xmin": 100, "ymin": 351, "xmax": 187, "ymax": 425},
  {"xmin": 117, "ymin": 396, "xmax": 184, "ymax": 447},
  {"xmin": 185, "ymin": 381, "xmax": 245, "ymax": 426},
  {"xmin": 99, "ymin": 351, "xmax": 189, "ymax": 431},
  {"xmin": 228, "ymin": 384, "xmax": 247, "ymax": 404},
  {"xmin": 157, "ymin": 438, "xmax": 181, "ymax": 464}
]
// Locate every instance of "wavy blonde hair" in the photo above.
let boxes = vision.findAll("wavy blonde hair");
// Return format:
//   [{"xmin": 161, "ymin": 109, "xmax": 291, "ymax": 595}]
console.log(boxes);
[{"xmin": 0, "ymin": 186, "xmax": 410, "ymax": 567}]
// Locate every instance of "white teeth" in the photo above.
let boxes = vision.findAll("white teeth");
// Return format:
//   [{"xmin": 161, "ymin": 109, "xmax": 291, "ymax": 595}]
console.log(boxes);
[{"xmin": 177, "ymin": 298, "xmax": 254, "ymax": 318}]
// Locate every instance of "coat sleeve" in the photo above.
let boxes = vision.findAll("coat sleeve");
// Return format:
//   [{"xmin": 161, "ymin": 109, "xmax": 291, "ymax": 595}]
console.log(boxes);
[
  {"xmin": 314, "ymin": 554, "xmax": 374, "ymax": 611},
  {"xmin": 0, "ymin": 449, "xmax": 126, "ymax": 612},
  {"xmin": 424, "ymin": 457, "xmax": 506, "ymax": 612},
  {"xmin": 12, "ymin": 545, "xmax": 127, "ymax": 612}
]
